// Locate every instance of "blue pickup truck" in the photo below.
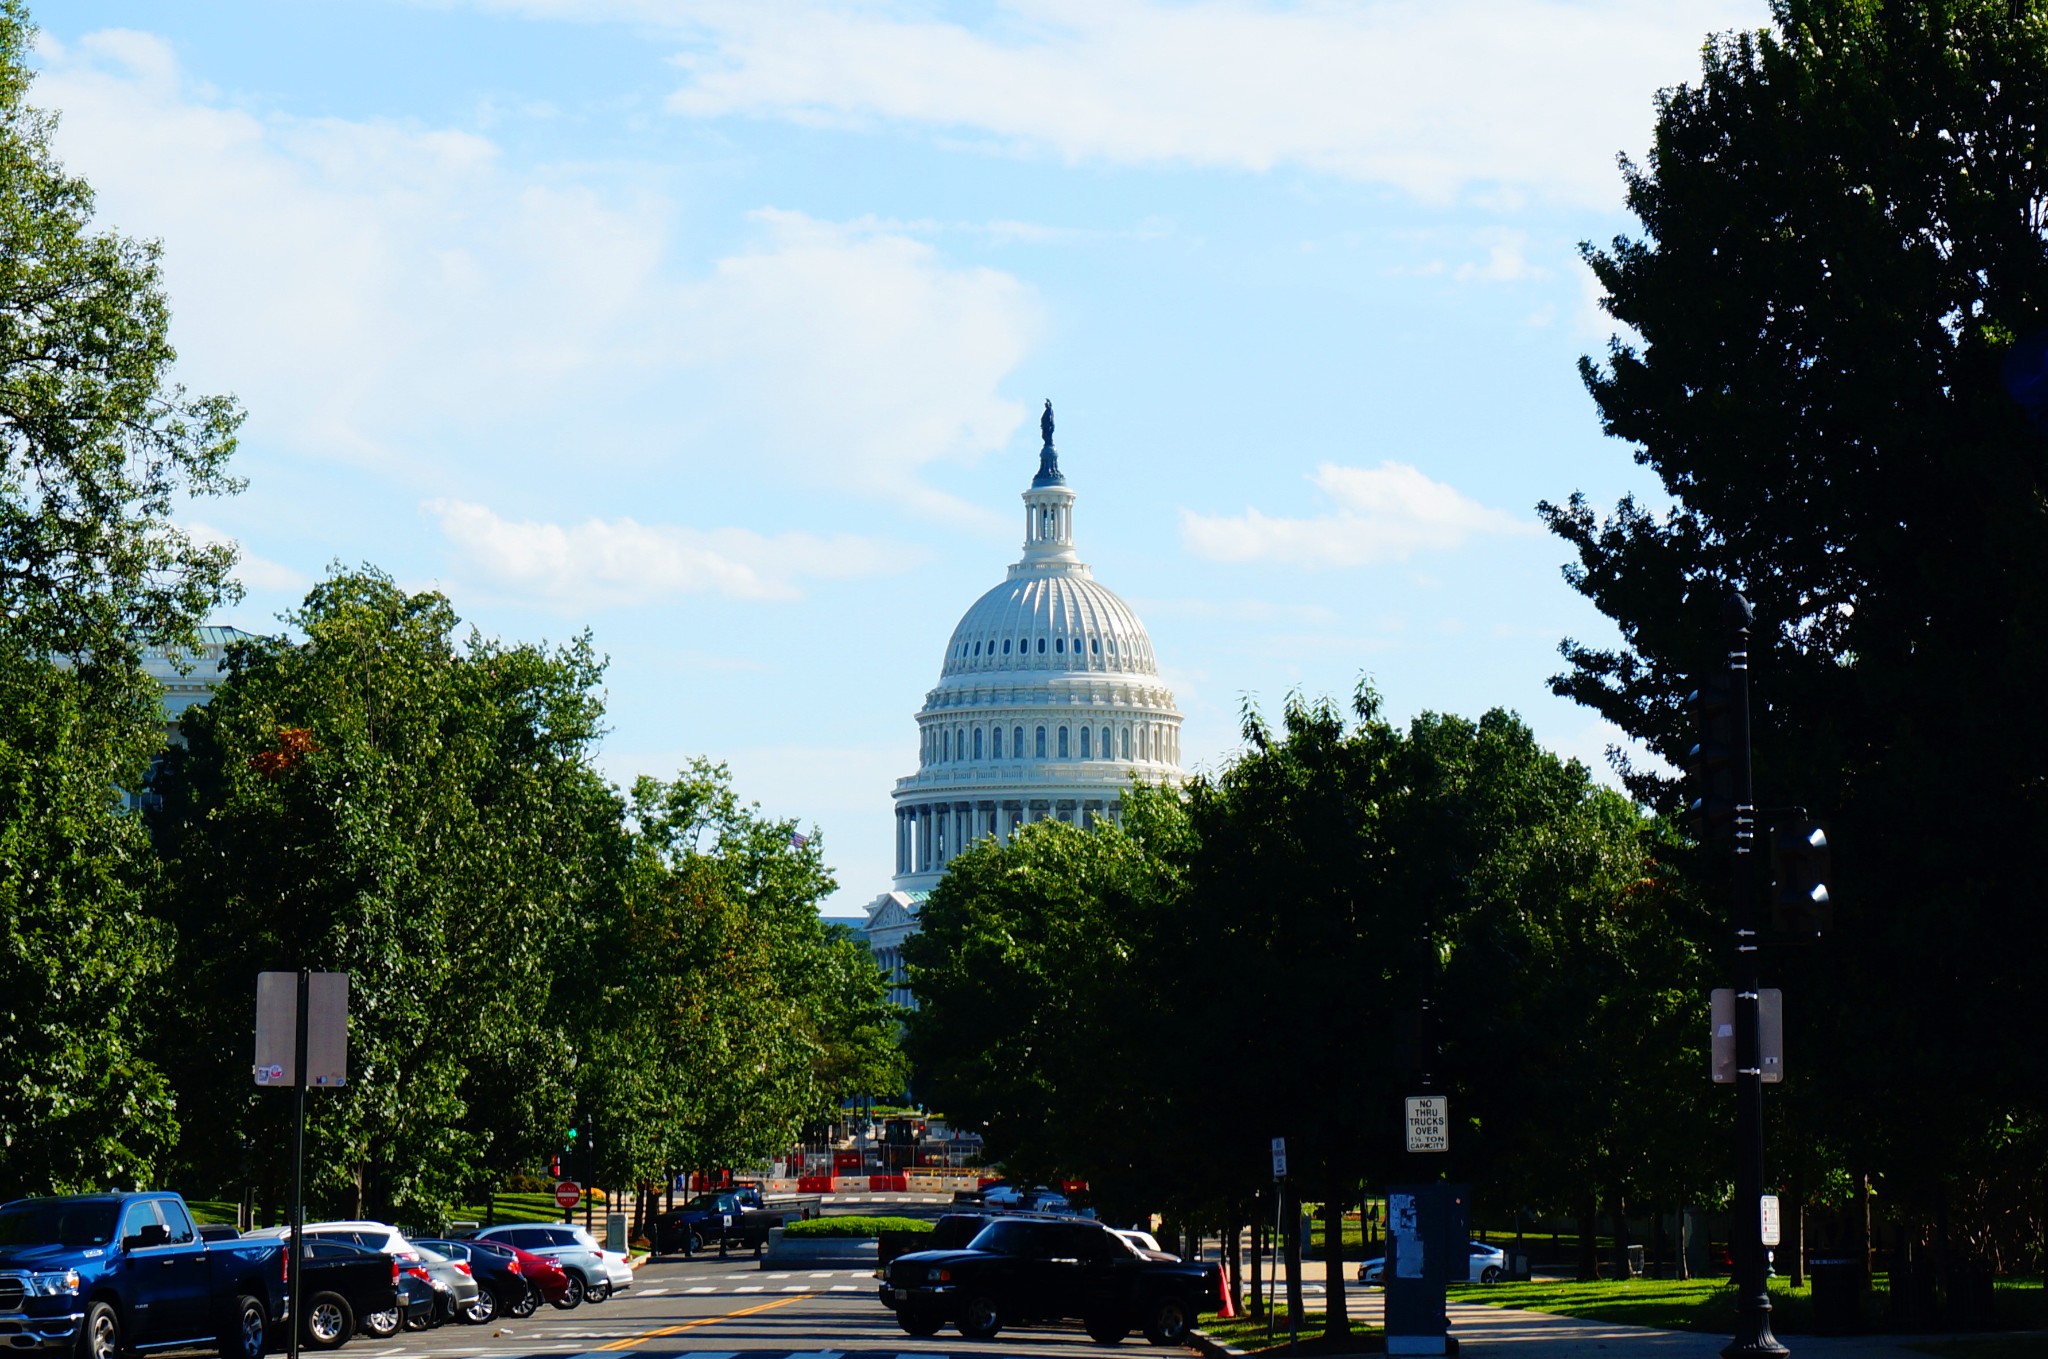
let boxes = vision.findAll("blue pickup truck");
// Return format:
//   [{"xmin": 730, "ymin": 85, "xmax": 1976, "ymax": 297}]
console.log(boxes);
[{"xmin": 0, "ymin": 1193, "xmax": 287, "ymax": 1359}]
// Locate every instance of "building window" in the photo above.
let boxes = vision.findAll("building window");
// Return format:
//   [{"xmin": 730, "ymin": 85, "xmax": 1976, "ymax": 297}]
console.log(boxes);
[
  {"xmin": 974, "ymin": 640, "xmax": 981, "ymax": 655},
  {"xmin": 973, "ymin": 727, "xmax": 983, "ymax": 760},
  {"xmin": 943, "ymin": 729, "xmax": 951, "ymax": 762},
  {"xmin": 1080, "ymin": 727, "xmax": 1091, "ymax": 759},
  {"xmin": 1055, "ymin": 637, "xmax": 1064, "ymax": 653},
  {"xmin": 993, "ymin": 726, "xmax": 1004, "ymax": 758},
  {"xmin": 1036, "ymin": 726, "xmax": 1047, "ymax": 758},
  {"xmin": 1004, "ymin": 638, "xmax": 1012, "ymax": 654},
  {"xmin": 1014, "ymin": 725, "xmax": 1025, "ymax": 757},
  {"xmin": 1037, "ymin": 637, "xmax": 1046, "ymax": 654},
  {"xmin": 1058, "ymin": 726, "xmax": 1069, "ymax": 757},
  {"xmin": 1091, "ymin": 637, "xmax": 1100, "ymax": 654},
  {"xmin": 1121, "ymin": 726, "xmax": 1131, "ymax": 759}
]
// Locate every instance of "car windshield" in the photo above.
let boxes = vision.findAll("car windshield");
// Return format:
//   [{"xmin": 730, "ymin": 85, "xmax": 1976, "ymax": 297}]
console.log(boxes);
[
  {"xmin": 680, "ymin": 1194, "xmax": 728, "ymax": 1212},
  {"xmin": 0, "ymin": 1200, "xmax": 118, "ymax": 1248}
]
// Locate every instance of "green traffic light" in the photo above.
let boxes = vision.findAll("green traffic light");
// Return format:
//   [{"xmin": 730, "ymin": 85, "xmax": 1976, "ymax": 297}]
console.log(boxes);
[{"xmin": 567, "ymin": 1127, "xmax": 578, "ymax": 1140}]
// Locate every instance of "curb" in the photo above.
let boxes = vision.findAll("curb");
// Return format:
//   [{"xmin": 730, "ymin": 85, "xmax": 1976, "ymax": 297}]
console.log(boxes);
[{"xmin": 1188, "ymin": 1328, "xmax": 1250, "ymax": 1359}]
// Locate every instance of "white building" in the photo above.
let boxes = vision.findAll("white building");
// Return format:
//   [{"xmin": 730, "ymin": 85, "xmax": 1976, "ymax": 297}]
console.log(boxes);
[{"xmin": 863, "ymin": 408, "xmax": 1184, "ymax": 1005}]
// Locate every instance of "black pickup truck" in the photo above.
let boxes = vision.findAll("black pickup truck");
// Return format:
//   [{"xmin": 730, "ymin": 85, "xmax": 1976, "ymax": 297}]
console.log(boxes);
[{"xmin": 877, "ymin": 1214, "xmax": 1220, "ymax": 1345}]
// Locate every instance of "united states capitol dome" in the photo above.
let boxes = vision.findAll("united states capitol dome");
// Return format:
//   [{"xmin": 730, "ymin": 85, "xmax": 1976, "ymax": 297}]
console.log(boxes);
[{"xmin": 883, "ymin": 401, "xmax": 1184, "ymax": 898}]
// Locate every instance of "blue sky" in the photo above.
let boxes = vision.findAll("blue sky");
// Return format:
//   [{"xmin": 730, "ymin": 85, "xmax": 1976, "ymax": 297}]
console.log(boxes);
[{"xmin": 39, "ymin": 0, "xmax": 1767, "ymax": 913}]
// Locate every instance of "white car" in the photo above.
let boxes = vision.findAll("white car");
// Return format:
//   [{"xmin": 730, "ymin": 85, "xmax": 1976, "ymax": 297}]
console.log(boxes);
[
  {"xmin": 469, "ymin": 1223, "xmax": 633, "ymax": 1302},
  {"xmin": 1356, "ymin": 1240, "xmax": 1506, "ymax": 1285},
  {"xmin": 244, "ymin": 1219, "xmax": 422, "ymax": 1260}
]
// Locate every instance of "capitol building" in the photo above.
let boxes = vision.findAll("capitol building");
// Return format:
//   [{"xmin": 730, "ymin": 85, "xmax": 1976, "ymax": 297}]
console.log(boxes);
[{"xmin": 861, "ymin": 406, "xmax": 1184, "ymax": 1004}]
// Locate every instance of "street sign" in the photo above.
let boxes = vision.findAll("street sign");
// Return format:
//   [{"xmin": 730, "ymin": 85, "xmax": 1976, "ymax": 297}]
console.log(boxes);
[
  {"xmin": 554, "ymin": 1181, "xmax": 582, "ymax": 1210},
  {"xmin": 254, "ymin": 971, "xmax": 349, "ymax": 1088},
  {"xmin": 1270, "ymin": 1137, "xmax": 1287, "ymax": 1179},
  {"xmin": 1759, "ymin": 1194, "xmax": 1781, "ymax": 1247},
  {"xmin": 1404, "ymin": 1095, "xmax": 1449, "ymax": 1153},
  {"xmin": 1710, "ymin": 989, "xmax": 1783, "ymax": 1084}
]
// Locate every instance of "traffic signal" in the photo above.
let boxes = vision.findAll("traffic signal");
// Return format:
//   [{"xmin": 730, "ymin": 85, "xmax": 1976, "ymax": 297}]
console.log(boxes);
[
  {"xmin": 567, "ymin": 1126, "xmax": 578, "ymax": 1143},
  {"xmin": 549, "ymin": 1154, "xmax": 562, "ymax": 1177},
  {"xmin": 1686, "ymin": 676, "xmax": 1739, "ymax": 845},
  {"xmin": 1771, "ymin": 821, "xmax": 1832, "ymax": 936}
]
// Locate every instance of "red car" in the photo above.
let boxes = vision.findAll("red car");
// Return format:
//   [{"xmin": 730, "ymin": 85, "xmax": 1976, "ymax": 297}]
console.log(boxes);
[{"xmin": 459, "ymin": 1238, "xmax": 577, "ymax": 1315}]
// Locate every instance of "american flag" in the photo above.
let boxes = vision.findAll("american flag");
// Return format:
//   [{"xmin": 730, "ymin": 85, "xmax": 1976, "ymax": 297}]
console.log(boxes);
[{"xmin": 789, "ymin": 831, "xmax": 809, "ymax": 850}]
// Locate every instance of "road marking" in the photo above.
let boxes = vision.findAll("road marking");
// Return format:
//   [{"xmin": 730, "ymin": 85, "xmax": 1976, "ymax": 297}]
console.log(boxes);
[
  {"xmin": 779, "ymin": 1286, "xmax": 809, "ymax": 1293},
  {"xmin": 734, "ymin": 1285, "xmax": 763, "ymax": 1293},
  {"xmin": 589, "ymin": 1295, "xmax": 807, "ymax": 1350},
  {"xmin": 766, "ymin": 1272, "xmax": 792, "ymax": 1279},
  {"xmin": 636, "ymin": 1287, "xmax": 668, "ymax": 1296},
  {"xmin": 807, "ymin": 1271, "xmax": 834, "ymax": 1278},
  {"xmin": 829, "ymin": 1285, "xmax": 857, "ymax": 1292},
  {"xmin": 684, "ymin": 1286, "xmax": 715, "ymax": 1294}
]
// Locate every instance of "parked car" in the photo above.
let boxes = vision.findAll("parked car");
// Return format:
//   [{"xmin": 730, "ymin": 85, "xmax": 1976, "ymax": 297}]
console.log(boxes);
[
  {"xmin": 293, "ymin": 1238, "xmax": 404, "ymax": 1351},
  {"xmin": 411, "ymin": 1239, "xmax": 526, "ymax": 1324},
  {"xmin": 0, "ymin": 1192, "xmax": 288, "ymax": 1359},
  {"xmin": 455, "ymin": 1238, "xmax": 572, "ymax": 1314},
  {"xmin": 650, "ymin": 1188, "xmax": 803, "ymax": 1257},
  {"xmin": 877, "ymin": 1214, "xmax": 1221, "ymax": 1343},
  {"xmin": 1356, "ymin": 1240, "xmax": 1507, "ymax": 1285},
  {"xmin": 403, "ymin": 1247, "xmax": 478, "ymax": 1329},
  {"xmin": 466, "ymin": 1224, "xmax": 630, "ymax": 1304}
]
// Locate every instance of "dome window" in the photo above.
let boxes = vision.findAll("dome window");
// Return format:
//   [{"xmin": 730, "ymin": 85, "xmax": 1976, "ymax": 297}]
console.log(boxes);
[
  {"xmin": 1091, "ymin": 638, "xmax": 1100, "ymax": 654},
  {"xmin": 1003, "ymin": 638, "xmax": 1012, "ymax": 654},
  {"xmin": 1036, "ymin": 637, "xmax": 1046, "ymax": 654},
  {"xmin": 1055, "ymin": 638, "xmax": 1064, "ymax": 653},
  {"xmin": 1101, "ymin": 726, "xmax": 1112, "ymax": 760},
  {"xmin": 1080, "ymin": 727, "xmax": 1091, "ymax": 759},
  {"xmin": 1058, "ymin": 726, "xmax": 1069, "ymax": 757},
  {"xmin": 974, "ymin": 640, "xmax": 981, "ymax": 656},
  {"xmin": 1013, "ymin": 725, "xmax": 1024, "ymax": 757},
  {"xmin": 973, "ymin": 728, "xmax": 983, "ymax": 760},
  {"xmin": 1035, "ymin": 726, "xmax": 1047, "ymax": 758},
  {"xmin": 992, "ymin": 726, "xmax": 1004, "ymax": 758},
  {"xmin": 943, "ymin": 730, "xmax": 951, "ymax": 762}
]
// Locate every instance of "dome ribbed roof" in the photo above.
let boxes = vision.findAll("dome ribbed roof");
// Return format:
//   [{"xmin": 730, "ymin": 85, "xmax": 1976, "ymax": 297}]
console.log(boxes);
[{"xmin": 940, "ymin": 570, "xmax": 1157, "ymax": 678}]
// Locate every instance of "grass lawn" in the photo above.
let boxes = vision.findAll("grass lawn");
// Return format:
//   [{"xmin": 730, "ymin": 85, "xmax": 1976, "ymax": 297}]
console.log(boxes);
[
  {"xmin": 1452, "ymin": 1278, "xmax": 1812, "ymax": 1334},
  {"xmin": 1201, "ymin": 1311, "xmax": 1381, "ymax": 1355}
]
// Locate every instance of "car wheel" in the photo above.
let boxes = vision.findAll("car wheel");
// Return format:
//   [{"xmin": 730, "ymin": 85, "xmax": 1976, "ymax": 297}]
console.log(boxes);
[
  {"xmin": 897, "ymin": 1309, "xmax": 944, "ymax": 1338},
  {"xmin": 550, "ymin": 1272, "xmax": 585, "ymax": 1309},
  {"xmin": 1480, "ymin": 1265, "xmax": 1503, "ymax": 1284},
  {"xmin": 506, "ymin": 1284, "xmax": 539, "ymax": 1320},
  {"xmin": 585, "ymin": 1278, "xmax": 612, "ymax": 1305},
  {"xmin": 303, "ymin": 1291, "xmax": 353, "ymax": 1350},
  {"xmin": 1086, "ymin": 1313, "xmax": 1129, "ymax": 1345},
  {"xmin": 78, "ymin": 1301, "xmax": 120, "ymax": 1359},
  {"xmin": 359, "ymin": 1306, "xmax": 399, "ymax": 1340},
  {"xmin": 221, "ymin": 1293, "xmax": 269, "ymax": 1359},
  {"xmin": 402, "ymin": 1305, "xmax": 432, "ymax": 1333},
  {"xmin": 957, "ymin": 1292, "xmax": 1003, "ymax": 1340},
  {"xmin": 1143, "ymin": 1295, "xmax": 1195, "ymax": 1346},
  {"xmin": 462, "ymin": 1287, "xmax": 498, "ymax": 1325},
  {"xmin": 685, "ymin": 1230, "xmax": 704, "ymax": 1257}
]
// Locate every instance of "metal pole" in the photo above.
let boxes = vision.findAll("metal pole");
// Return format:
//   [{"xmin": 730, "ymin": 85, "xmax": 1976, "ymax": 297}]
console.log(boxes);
[
  {"xmin": 288, "ymin": 968, "xmax": 309, "ymax": 1359},
  {"xmin": 1722, "ymin": 592, "xmax": 1786, "ymax": 1358}
]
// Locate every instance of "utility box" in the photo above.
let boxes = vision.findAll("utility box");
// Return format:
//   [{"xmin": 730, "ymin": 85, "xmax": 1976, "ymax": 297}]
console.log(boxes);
[
  {"xmin": 606, "ymin": 1213, "xmax": 627, "ymax": 1254},
  {"xmin": 1384, "ymin": 1183, "xmax": 1469, "ymax": 1356}
]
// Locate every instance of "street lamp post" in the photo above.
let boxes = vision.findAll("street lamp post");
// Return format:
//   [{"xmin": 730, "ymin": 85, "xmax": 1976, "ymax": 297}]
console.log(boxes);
[{"xmin": 1721, "ymin": 591, "xmax": 1786, "ymax": 1359}]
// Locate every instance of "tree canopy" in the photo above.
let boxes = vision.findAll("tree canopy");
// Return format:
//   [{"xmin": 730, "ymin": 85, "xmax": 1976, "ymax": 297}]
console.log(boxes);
[{"xmin": 1547, "ymin": 0, "xmax": 2048, "ymax": 1247}]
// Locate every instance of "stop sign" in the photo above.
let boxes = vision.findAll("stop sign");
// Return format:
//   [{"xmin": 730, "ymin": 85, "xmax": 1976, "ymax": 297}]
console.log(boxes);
[{"xmin": 554, "ymin": 1180, "xmax": 581, "ymax": 1209}]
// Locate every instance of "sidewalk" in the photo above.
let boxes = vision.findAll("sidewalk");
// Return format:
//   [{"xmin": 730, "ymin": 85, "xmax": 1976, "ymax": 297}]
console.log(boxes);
[{"xmin": 1219, "ymin": 1257, "xmax": 1992, "ymax": 1357}]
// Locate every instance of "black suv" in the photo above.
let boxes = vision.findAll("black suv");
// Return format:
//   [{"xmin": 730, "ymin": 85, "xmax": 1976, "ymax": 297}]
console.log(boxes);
[{"xmin": 878, "ymin": 1214, "xmax": 1219, "ymax": 1345}]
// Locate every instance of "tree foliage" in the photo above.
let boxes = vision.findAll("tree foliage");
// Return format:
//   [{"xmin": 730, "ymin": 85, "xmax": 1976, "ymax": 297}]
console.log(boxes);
[
  {"xmin": 1545, "ymin": 0, "xmax": 2048, "ymax": 1238},
  {"xmin": 0, "ymin": 0, "xmax": 243, "ymax": 1196}
]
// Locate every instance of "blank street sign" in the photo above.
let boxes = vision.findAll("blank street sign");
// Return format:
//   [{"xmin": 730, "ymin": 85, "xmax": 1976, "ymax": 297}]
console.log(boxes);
[
  {"xmin": 254, "ymin": 971, "xmax": 350, "ymax": 1088},
  {"xmin": 1710, "ymin": 988, "xmax": 1782, "ymax": 1085}
]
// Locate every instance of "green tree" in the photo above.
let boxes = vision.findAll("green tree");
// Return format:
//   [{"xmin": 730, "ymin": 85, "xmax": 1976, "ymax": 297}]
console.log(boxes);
[
  {"xmin": 1545, "ymin": 0, "xmax": 2048, "ymax": 1242},
  {"xmin": 0, "ymin": 0, "xmax": 244, "ymax": 1196},
  {"xmin": 153, "ymin": 568, "xmax": 612, "ymax": 1222}
]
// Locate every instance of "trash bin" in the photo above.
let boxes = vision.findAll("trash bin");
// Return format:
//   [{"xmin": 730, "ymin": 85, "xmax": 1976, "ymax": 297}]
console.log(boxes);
[
  {"xmin": 1624, "ymin": 1244, "xmax": 1644, "ymax": 1278},
  {"xmin": 1809, "ymin": 1258, "xmax": 1862, "ymax": 1335}
]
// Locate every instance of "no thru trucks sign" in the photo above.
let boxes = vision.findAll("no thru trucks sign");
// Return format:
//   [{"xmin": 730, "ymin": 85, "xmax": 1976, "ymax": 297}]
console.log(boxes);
[{"xmin": 1404, "ymin": 1095, "xmax": 1449, "ymax": 1153}]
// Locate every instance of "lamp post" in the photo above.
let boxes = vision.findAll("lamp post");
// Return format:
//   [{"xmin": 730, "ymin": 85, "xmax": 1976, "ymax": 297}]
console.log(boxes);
[{"xmin": 1720, "ymin": 590, "xmax": 1786, "ymax": 1359}]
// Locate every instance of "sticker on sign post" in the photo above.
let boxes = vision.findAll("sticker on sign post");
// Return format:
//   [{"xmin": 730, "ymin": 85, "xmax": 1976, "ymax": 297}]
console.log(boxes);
[
  {"xmin": 1404, "ymin": 1095, "xmax": 1449, "ymax": 1152},
  {"xmin": 1270, "ymin": 1137, "xmax": 1287, "ymax": 1179},
  {"xmin": 1760, "ymin": 1194, "xmax": 1781, "ymax": 1247}
]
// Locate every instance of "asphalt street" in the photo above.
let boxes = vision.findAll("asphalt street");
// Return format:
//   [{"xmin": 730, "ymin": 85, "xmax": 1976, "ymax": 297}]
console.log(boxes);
[{"xmin": 347, "ymin": 1252, "xmax": 1129, "ymax": 1359}]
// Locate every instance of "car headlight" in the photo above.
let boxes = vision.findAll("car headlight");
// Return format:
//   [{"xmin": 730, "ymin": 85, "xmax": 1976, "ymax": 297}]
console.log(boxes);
[
  {"xmin": 28, "ymin": 1272, "xmax": 80, "ymax": 1296},
  {"xmin": 925, "ymin": 1267, "xmax": 951, "ymax": 1283}
]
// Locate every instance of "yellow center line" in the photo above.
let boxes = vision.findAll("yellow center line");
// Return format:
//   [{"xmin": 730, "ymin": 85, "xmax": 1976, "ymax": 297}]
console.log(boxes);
[{"xmin": 593, "ymin": 1294, "xmax": 808, "ymax": 1350}]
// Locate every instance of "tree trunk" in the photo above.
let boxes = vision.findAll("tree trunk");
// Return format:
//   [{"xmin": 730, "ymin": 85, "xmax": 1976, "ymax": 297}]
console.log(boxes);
[
  {"xmin": 1856, "ymin": 1171, "xmax": 1872, "ymax": 1279},
  {"xmin": 1610, "ymin": 1188, "xmax": 1631, "ymax": 1280},
  {"xmin": 1226, "ymin": 1207, "xmax": 1244, "ymax": 1317},
  {"xmin": 1322, "ymin": 1179, "xmax": 1349, "ymax": 1340},
  {"xmin": 1283, "ymin": 1183, "xmax": 1305, "ymax": 1336},
  {"xmin": 1577, "ymin": 1193, "xmax": 1599, "ymax": 1281},
  {"xmin": 1248, "ymin": 1206, "xmax": 1265, "ymax": 1318}
]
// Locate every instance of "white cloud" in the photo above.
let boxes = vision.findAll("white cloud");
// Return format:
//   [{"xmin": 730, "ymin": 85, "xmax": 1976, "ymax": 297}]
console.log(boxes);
[
  {"xmin": 462, "ymin": 0, "xmax": 1767, "ymax": 208},
  {"xmin": 36, "ymin": 31, "xmax": 1041, "ymax": 505},
  {"xmin": 427, "ymin": 498, "xmax": 909, "ymax": 605},
  {"xmin": 1181, "ymin": 461, "xmax": 1536, "ymax": 567},
  {"xmin": 183, "ymin": 520, "xmax": 309, "ymax": 595}
]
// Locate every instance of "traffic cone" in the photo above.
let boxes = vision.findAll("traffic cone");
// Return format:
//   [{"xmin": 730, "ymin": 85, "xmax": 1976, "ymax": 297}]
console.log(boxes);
[{"xmin": 1218, "ymin": 1260, "xmax": 1237, "ymax": 1319}]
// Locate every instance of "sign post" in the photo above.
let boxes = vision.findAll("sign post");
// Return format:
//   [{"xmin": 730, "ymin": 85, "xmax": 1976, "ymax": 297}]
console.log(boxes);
[
  {"xmin": 254, "ymin": 971, "xmax": 348, "ymax": 1359},
  {"xmin": 1403, "ymin": 1096, "xmax": 1450, "ymax": 1154},
  {"xmin": 1268, "ymin": 1139, "xmax": 1286, "ymax": 1342}
]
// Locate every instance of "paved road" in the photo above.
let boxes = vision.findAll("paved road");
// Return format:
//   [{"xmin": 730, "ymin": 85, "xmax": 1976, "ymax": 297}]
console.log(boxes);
[{"xmin": 343, "ymin": 1254, "xmax": 1126, "ymax": 1359}]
